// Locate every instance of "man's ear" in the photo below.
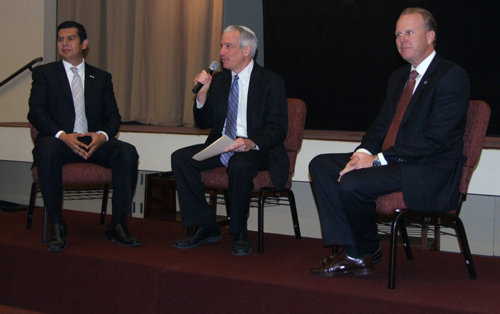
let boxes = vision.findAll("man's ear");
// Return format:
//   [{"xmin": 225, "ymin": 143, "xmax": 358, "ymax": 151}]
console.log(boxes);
[
  {"xmin": 427, "ymin": 30, "xmax": 435, "ymax": 45},
  {"xmin": 82, "ymin": 38, "xmax": 89, "ymax": 50}
]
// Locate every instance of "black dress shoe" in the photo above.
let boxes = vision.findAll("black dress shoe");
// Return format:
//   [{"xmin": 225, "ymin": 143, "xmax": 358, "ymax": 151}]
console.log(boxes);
[
  {"xmin": 320, "ymin": 245, "xmax": 382, "ymax": 266},
  {"xmin": 47, "ymin": 222, "xmax": 67, "ymax": 252},
  {"xmin": 173, "ymin": 226, "xmax": 221, "ymax": 249},
  {"xmin": 232, "ymin": 230, "xmax": 252, "ymax": 256},
  {"xmin": 310, "ymin": 252, "xmax": 375, "ymax": 277},
  {"xmin": 105, "ymin": 223, "xmax": 142, "ymax": 247}
]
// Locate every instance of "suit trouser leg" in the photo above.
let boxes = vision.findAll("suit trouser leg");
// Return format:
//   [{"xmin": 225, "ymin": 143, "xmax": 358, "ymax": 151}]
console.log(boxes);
[
  {"xmin": 226, "ymin": 150, "xmax": 268, "ymax": 234},
  {"xmin": 32, "ymin": 136, "xmax": 81, "ymax": 224},
  {"xmin": 309, "ymin": 153, "xmax": 403, "ymax": 257},
  {"xmin": 171, "ymin": 144, "xmax": 222, "ymax": 228},
  {"xmin": 87, "ymin": 139, "xmax": 139, "ymax": 223}
]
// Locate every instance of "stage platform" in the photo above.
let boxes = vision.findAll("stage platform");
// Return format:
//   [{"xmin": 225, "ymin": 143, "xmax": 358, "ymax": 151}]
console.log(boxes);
[{"xmin": 1, "ymin": 208, "xmax": 499, "ymax": 314}]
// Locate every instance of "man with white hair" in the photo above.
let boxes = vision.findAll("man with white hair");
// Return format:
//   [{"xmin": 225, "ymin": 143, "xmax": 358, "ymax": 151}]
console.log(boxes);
[{"xmin": 171, "ymin": 25, "xmax": 288, "ymax": 256}]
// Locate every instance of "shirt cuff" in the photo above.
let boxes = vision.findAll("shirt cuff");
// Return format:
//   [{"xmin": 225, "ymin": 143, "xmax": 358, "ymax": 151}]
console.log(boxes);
[
  {"xmin": 96, "ymin": 131, "xmax": 109, "ymax": 141},
  {"xmin": 355, "ymin": 149, "xmax": 388, "ymax": 166},
  {"xmin": 55, "ymin": 130, "xmax": 65, "ymax": 138},
  {"xmin": 378, "ymin": 153, "xmax": 388, "ymax": 166}
]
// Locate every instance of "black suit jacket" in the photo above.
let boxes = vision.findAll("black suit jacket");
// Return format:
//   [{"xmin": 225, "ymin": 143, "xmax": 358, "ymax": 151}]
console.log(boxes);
[
  {"xmin": 194, "ymin": 62, "xmax": 289, "ymax": 189},
  {"xmin": 359, "ymin": 54, "xmax": 470, "ymax": 212},
  {"xmin": 27, "ymin": 60, "xmax": 121, "ymax": 142}
]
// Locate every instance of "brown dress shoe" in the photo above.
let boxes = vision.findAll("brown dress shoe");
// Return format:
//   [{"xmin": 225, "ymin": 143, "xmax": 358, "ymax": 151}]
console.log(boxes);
[
  {"xmin": 320, "ymin": 246, "xmax": 382, "ymax": 266},
  {"xmin": 310, "ymin": 252, "xmax": 375, "ymax": 277}
]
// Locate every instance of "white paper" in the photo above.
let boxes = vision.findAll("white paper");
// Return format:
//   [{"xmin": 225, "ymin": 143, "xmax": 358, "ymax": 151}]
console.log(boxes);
[{"xmin": 192, "ymin": 135, "xmax": 235, "ymax": 161}]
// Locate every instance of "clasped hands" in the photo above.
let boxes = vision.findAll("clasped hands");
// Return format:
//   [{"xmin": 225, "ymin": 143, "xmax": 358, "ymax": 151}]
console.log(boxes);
[
  {"xmin": 338, "ymin": 152, "xmax": 376, "ymax": 182},
  {"xmin": 59, "ymin": 132, "xmax": 106, "ymax": 160}
]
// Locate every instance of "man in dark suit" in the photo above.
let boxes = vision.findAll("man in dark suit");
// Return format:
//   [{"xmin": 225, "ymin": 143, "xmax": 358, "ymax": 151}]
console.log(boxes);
[
  {"xmin": 28, "ymin": 21, "xmax": 141, "ymax": 252},
  {"xmin": 171, "ymin": 25, "xmax": 288, "ymax": 256},
  {"xmin": 309, "ymin": 8, "xmax": 470, "ymax": 277}
]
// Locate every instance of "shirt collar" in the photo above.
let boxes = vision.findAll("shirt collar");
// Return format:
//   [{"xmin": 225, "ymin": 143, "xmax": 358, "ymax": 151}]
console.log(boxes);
[
  {"xmin": 412, "ymin": 50, "xmax": 436, "ymax": 77},
  {"xmin": 62, "ymin": 59, "xmax": 85, "ymax": 74},
  {"xmin": 232, "ymin": 59, "xmax": 254, "ymax": 84}
]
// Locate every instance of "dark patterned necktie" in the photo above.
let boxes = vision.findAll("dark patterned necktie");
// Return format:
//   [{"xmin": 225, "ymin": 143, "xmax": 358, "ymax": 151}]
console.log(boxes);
[
  {"xmin": 382, "ymin": 70, "xmax": 419, "ymax": 150},
  {"xmin": 220, "ymin": 75, "xmax": 239, "ymax": 166}
]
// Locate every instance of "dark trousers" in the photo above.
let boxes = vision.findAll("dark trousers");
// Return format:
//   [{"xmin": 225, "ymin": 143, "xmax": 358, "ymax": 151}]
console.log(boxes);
[
  {"xmin": 309, "ymin": 153, "xmax": 402, "ymax": 257},
  {"xmin": 171, "ymin": 144, "xmax": 269, "ymax": 234},
  {"xmin": 33, "ymin": 136, "xmax": 139, "ymax": 225}
]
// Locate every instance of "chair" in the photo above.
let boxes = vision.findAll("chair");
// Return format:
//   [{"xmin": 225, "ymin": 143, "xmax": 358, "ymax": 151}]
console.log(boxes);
[
  {"xmin": 200, "ymin": 98, "xmax": 307, "ymax": 253},
  {"xmin": 26, "ymin": 123, "xmax": 113, "ymax": 243},
  {"xmin": 375, "ymin": 100, "xmax": 490, "ymax": 289}
]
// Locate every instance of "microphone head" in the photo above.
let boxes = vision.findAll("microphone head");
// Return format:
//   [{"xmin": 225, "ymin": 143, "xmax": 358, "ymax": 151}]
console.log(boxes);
[{"xmin": 209, "ymin": 61, "xmax": 219, "ymax": 71}]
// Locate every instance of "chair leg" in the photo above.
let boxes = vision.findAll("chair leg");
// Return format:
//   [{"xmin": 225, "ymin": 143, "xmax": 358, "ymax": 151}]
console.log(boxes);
[
  {"xmin": 388, "ymin": 210, "xmax": 407, "ymax": 289},
  {"xmin": 453, "ymin": 216, "xmax": 477, "ymax": 280},
  {"xmin": 398, "ymin": 215, "xmax": 414, "ymax": 261},
  {"xmin": 433, "ymin": 217, "xmax": 441, "ymax": 251},
  {"xmin": 27, "ymin": 182, "xmax": 38, "ymax": 229},
  {"xmin": 217, "ymin": 189, "xmax": 230, "ymax": 227},
  {"xmin": 257, "ymin": 188, "xmax": 267, "ymax": 253},
  {"xmin": 42, "ymin": 207, "xmax": 49, "ymax": 243},
  {"xmin": 286, "ymin": 189, "xmax": 301, "ymax": 239},
  {"xmin": 257, "ymin": 188, "xmax": 301, "ymax": 253},
  {"xmin": 223, "ymin": 190, "xmax": 231, "ymax": 221},
  {"xmin": 100, "ymin": 184, "xmax": 109, "ymax": 225}
]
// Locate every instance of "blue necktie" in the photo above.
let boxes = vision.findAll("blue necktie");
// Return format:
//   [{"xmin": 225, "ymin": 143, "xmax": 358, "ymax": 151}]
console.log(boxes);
[{"xmin": 220, "ymin": 75, "xmax": 239, "ymax": 166}]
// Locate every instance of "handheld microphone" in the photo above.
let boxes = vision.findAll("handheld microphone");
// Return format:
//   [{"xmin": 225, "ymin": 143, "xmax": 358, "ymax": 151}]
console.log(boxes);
[{"xmin": 192, "ymin": 61, "xmax": 219, "ymax": 94}]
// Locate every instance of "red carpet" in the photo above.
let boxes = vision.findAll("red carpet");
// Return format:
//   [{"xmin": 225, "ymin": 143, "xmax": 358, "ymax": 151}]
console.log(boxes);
[{"xmin": 1, "ymin": 209, "xmax": 499, "ymax": 313}]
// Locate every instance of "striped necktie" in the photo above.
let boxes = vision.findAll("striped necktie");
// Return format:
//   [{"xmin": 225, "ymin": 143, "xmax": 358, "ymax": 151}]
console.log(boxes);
[
  {"xmin": 70, "ymin": 67, "xmax": 88, "ymax": 134},
  {"xmin": 220, "ymin": 75, "xmax": 239, "ymax": 166}
]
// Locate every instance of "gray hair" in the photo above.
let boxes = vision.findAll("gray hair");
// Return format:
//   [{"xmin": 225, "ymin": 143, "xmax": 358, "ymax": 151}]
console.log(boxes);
[{"xmin": 223, "ymin": 25, "xmax": 258, "ymax": 57}]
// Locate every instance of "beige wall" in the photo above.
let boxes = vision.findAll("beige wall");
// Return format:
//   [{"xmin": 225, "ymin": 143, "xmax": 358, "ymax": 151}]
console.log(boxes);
[{"xmin": 0, "ymin": 0, "xmax": 56, "ymax": 122}]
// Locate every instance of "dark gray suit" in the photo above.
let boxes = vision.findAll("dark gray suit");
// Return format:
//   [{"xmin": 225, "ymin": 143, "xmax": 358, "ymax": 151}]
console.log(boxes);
[
  {"xmin": 28, "ymin": 60, "xmax": 139, "ymax": 224},
  {"xmin": 309, "ymin": 54, "xmax": 470, "ymax": 257},
  {"xmin": 171, "ymin": 62, "xmax": 288, "ymax": 234}
]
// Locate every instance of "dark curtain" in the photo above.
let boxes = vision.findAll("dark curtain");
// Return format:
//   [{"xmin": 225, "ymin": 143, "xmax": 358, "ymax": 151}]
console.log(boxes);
[{"xmin": 263, "ymin": 0, "xmax": 500, "ymax": 135}]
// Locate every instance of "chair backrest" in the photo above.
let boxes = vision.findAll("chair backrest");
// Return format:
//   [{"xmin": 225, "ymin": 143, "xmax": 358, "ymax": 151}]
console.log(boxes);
[
  {"xmin": 284, "ymin": 98, "xmax": 307, "ymax": 174},
  {"xmin": 200, "ymin": 98, "xmax": 307, "ymax": 191},
  {"xmin": 459, "ymin": 100, "xmax": 491, "ymax": 194}
]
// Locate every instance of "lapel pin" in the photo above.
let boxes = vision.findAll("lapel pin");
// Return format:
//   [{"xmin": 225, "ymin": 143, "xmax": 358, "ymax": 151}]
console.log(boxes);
[
  {"xmin": 423, "ymin": 81, "xmax": 427, "ymax": 84},
  {"xmin": 90, "ymin": 75, "xmax": 95, "ymax": 78}
]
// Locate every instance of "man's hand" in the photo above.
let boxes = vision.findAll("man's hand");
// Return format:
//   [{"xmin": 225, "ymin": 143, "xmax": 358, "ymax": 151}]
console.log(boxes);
[
  {"xmin": 59, "ymin": 133, "xmax": 89, "ymax": 159},
  {"xmin": 194, "ymin": 70, "xmax": 213, "ymax": 105},
  {"xmin": 225, "ymin": 138, "xmax": 256, "ymax": 153},
  {"xmin": 86, "ymin": 132, "xmax": 106, "ymax": 158},
  {"xmin": 338, "ymin": 152, "xmax": 374, "ymax": 181}
]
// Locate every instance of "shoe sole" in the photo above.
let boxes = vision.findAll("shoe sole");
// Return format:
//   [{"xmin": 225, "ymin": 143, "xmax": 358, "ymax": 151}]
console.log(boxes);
[
  {"xmin": 321, "ymin": 251, "xmax": 382, "ymax": 267},
  {"xmin": 310, "ymin": 267, "xmax": 375, "ymax": 278},
  {"xmin": 105, "ymin": 235, "xmax": 142, "ymax": 247},
  {"xmin": 232, "ymin": 247, "xmax": 252, "ymax": 256},
  {"xmin": 47, "ymin": 243, "xmax": 67, "ymax": 252},
  {"xmin": 172, "ymin": 234, "xmax": 222, "ymax": 249}
]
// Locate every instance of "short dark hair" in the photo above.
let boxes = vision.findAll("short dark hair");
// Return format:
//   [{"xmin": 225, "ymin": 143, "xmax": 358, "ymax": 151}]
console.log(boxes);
[{"xmin": 57, "ymin": 21, "xmax": 87, "ymax": 43}]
